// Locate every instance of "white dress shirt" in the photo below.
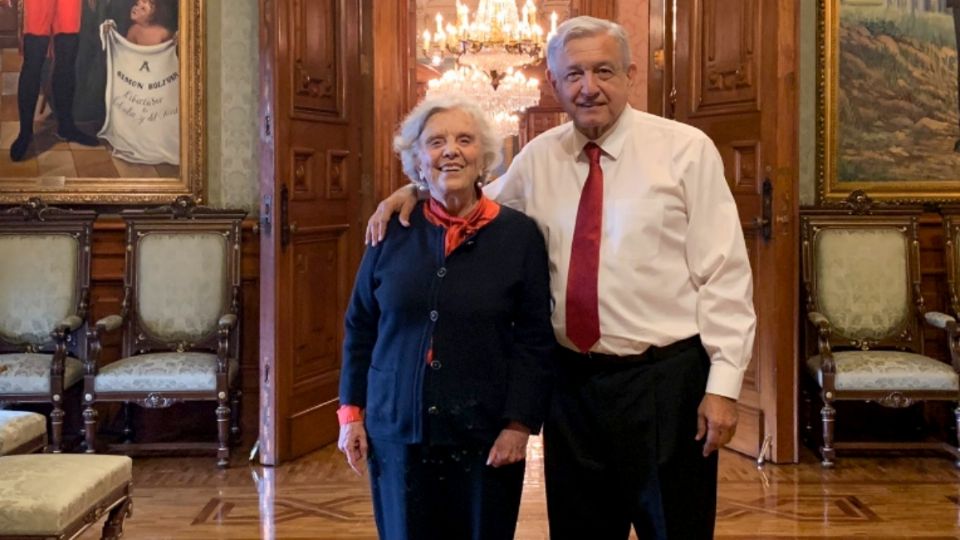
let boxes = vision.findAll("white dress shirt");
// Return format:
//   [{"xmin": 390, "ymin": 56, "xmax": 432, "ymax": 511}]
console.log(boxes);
[{"xmin": 484, "ymin": 106, "xmax": 756, "ymax": 399}]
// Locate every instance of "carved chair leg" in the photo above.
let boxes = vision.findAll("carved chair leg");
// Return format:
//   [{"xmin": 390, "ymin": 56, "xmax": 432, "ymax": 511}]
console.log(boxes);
[
  {"xmin": 122, "ymin": 402, "xmax": 134, "ymax": 444},
  {"xmin": 100, "ymin": 495, "xmax": 132, "ymax": 540},
  {"xmin": 50, "ymin": 400, "xmax": 64, "ymax": 453},
  {"xmin": 820, "ymin": 402, "xmax": 836, "ymax": 468},
  {"xmin": 216, "ymin": 401, "xmax": 230, "ymax": 468},
  {"xmin": 230, "ymin": 389, "xmax": 242, "ymax": 444},
  {"xmin": 83, "ymin": 404, "xmax": 98, "ymax": 453}
]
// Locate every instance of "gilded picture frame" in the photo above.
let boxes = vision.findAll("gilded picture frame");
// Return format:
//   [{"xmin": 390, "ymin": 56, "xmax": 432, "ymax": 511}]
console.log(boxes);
[
  {"xmin": 817, "ymin": 0, "xmax": 960, "ymax": 204},
  {"xmin": 0, "ymin": 0, "xmax": 203, "ymax": 204}
]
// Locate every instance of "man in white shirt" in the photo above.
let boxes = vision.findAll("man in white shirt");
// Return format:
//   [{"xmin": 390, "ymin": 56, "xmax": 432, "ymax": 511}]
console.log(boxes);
[{"xmin": 366, "ymin": 16, "xmax": 755, "ymax": 540}]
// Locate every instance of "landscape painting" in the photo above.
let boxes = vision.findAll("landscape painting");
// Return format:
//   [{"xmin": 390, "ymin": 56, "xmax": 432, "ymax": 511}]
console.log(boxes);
[{"xmin": 818, "ymin": 0, "xmax": 960, "ymax": 203}]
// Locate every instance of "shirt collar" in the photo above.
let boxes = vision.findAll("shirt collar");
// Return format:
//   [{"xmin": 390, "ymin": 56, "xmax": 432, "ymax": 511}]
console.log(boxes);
[{"xmin": 567, "ymin": 105, "xmax": 634, "ymax": 162}]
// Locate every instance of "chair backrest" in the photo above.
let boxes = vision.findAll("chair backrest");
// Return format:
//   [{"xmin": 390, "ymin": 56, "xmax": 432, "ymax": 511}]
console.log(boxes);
[
  {"xmin": 0, "ymin": 200, "xmax": 94, "ymax": 352},
  {"xmin": 940, "ymin": 207, "xmax": 960, "ymax": 317},
  {"xmin": 121, "ymin": 198, "xmax": 245, "ymax": 356},
  {"xmin": 801, "ymin": 212, "xmax": 923, "ymax": 352}
]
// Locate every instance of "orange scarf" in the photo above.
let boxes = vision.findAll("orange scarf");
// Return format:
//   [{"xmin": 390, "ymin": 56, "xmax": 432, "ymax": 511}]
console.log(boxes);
[{"xmin": 423, "ymin": 194, "xmax": 500, "ymax": 256}]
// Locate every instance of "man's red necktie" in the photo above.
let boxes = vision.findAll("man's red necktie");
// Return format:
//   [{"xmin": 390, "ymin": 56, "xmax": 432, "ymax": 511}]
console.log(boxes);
[{"xmin": 566, "ymin": 142, "xmax": 603, "ymax": 352}]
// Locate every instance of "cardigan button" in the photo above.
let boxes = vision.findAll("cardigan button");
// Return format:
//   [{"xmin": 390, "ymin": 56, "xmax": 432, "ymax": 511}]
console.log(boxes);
[
  {"xmin": 427, "ymin": 406, "xmax": 439, "ymax": 415},
  {"xmin": 430, "ymin": 360, "xmax": 442, "ymax": 370},
  {"xmin": 437, "ymin": 267, "xmax": 447, "ymax": 277},
  {"xmin": 429, "ymin": 310, "xmax": 439, "ymax": 321}
]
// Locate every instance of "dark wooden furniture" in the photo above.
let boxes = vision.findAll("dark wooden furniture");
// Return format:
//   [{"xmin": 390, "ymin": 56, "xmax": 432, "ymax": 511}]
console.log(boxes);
[
  {"xmin": 84, "ymin": 197, "xmax": 245, "ymax": 467},
  {"xmin": 0, "ymin": 199, "xmax": 95, "ymax": 452},
  {"xmin": 801, "ymin": 211, "xmax": 960, "ymax": 467}
]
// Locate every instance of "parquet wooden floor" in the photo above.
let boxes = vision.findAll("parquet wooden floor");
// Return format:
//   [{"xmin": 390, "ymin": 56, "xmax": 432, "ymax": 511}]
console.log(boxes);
[{"xmin": 74, "ymin": 437, "xmax": 960, "ymax": 539}]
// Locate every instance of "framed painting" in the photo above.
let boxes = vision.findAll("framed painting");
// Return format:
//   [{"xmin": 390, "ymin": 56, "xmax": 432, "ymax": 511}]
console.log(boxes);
[
  {"xmin": 0, "ymin": 0, "xmax": 203, "ymax": 204},
  {"xmin": 817, "ymin": 0, "xmax": 960, "ymax": 204}
]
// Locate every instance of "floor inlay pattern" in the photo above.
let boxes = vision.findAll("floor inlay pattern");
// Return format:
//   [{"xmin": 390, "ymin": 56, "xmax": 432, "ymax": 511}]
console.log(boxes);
[{"xmin": 71, "ymin": 440, "xmax": 960, "ymax": 539}]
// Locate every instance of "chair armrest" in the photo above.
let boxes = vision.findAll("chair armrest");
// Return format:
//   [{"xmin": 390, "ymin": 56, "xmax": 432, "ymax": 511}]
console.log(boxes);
[
  {"xmin": 924, "ymin": 311, "xmax": 957, "ymax": 330},
  {"xmin": 49, "ymin": 314, "xmax": 83, "ymax": 347},
  {"xmin": 85, "ymin": 315, "xmax": 124, "ymax": 371},
  {"xmin": 95, "ymin": 315, "xmax": 124, "ymax": 333},
  {"xmin": 808, "ymin": 311, "xmax": 829, "ymax": 328},
  {"xmin": 218, "ymin": 314, "xmax": 238, "ymax": 330},
  {"xmin": 55, "ymin": 315, "xmax": 83, "ymax": 333},
  {"xmin": 807, "ymin": 311, "xmax": 835, "ymax": 371}
]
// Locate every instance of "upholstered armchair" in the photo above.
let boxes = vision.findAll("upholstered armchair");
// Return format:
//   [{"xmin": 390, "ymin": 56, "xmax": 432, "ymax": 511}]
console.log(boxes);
[
  {"xmin": 83, "ymin": 197, "xmax": 245, "ymax": 467},
  {"xmin": 0, "ymin": 198, "xmax": 95, "ymax": 452},
  {"xmin": 801, "ymin": 212, "xmax": 960, "ymax": 467}
]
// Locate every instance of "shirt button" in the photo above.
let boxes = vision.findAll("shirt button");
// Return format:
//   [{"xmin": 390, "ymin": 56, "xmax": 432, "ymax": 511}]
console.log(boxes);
[
  {"xmin": 437, "ymin": 267, "xmax": 447, "ymax": 277},
  {"xmin": 430, "ymin": 360, "xmax": 442, "ymax": 370},
  {"xmin": 429, "ymin": 310, "xmax": 439, "ymax": 321},
  {"xmin": 427, "ymin": 406, "xmax": 439, "ymax": 415}
]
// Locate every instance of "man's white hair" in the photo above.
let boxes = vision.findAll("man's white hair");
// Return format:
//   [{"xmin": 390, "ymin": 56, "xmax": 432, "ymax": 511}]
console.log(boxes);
[{"xmin": 546, "ymin": 16, "xmax": 632, "ymax": 74}]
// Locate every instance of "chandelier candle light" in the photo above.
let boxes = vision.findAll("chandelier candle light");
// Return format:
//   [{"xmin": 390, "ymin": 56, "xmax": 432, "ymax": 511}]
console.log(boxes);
[{"xmin": 421, "ymin": 0, "xmax": 559, "ymax": 138}]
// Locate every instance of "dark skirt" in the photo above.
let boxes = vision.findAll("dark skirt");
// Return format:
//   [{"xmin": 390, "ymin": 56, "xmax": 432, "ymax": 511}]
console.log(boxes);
[{"xmin": 367, "ymin": 438, "xmax": 525, "ymax": 540}]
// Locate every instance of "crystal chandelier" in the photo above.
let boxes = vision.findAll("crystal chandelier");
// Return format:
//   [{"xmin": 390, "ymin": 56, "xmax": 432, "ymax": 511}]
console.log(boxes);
[
  {"xmin": 425, "ymin": 66, "xmax": 541, "ymax": 139},
  {"xmin": 420, "ymin": 0, "xmax": 560, "ymax": 138}
]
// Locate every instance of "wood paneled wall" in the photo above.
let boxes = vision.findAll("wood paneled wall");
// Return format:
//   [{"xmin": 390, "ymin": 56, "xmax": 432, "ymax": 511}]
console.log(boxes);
[{"xmin": 89, "ymin": 218, "xmax": 260, "ymax": 447}]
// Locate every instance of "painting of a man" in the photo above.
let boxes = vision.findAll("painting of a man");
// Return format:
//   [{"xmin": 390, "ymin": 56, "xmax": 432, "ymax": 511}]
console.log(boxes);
[
  {"xmin": 3, "ymin": 0, "xmax": 99, "ymax": 162},
  {"xmin": 0, "ymin": 0, "xmax": 180, "ymax": 178}
]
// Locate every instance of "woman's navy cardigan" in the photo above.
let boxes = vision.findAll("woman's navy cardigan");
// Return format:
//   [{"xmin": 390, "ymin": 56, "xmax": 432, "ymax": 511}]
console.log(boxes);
[{"xmin": 339, "ymin": 201, "xmax": 556, "ymax": 447}]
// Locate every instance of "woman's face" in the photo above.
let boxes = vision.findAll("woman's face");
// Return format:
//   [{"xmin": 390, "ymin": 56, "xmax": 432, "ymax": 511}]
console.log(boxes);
[
  {"xmin": 416, "ymin": 108, "xmax": 484, "ymax": 201},
  {"xmin": 130, "ymin": 0, "xmax": 155, "ymax": 24}
]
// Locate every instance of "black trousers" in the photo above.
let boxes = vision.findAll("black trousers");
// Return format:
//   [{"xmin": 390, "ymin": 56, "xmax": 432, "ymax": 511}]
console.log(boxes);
[
  {"xmin": 543, "ymin": 337, "xmax": 718, "ymax": 540},
  {"xmin": 367, "ymin": 438, "xmax": 525, "ymax": 540}
]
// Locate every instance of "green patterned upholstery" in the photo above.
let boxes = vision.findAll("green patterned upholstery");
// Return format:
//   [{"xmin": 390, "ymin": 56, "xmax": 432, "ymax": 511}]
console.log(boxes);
[
  {"xmin": 95, "ymin": 352, "xmax": 239, "ymax": 392},
  {"xmin": 137, "ymin": 233, "xmax": 227, "ymax": 342},
  {"xmin": 0, "ymin": 411, "xmax": 46, "ymax": 456},
  {"xmin": 0, "ymin": 234, "xmax": 77, "ymax": 345},
  {"xmin": 0, "ymin": 353, "xmax": 83, "ymax": 394},
  {"xmin": 0, "ymin": 455, "xmax": 131, "ymax": 535},
  {"xmin": 807, "ymin": 351, "xmax": 959, "ymax": 392},
  {"xmin": 814, "ymin": 228, "xmax": 910, "ymax": 341}
]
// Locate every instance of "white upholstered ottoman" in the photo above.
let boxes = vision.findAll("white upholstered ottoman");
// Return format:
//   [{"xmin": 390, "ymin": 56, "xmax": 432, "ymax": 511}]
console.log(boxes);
[
  {"xmin": 0, "ymin": 455, "xmax": 132, "ymax": 539},
  {"xmin": 0, "ymin": 411, "xmax": 46, "ymax": 456}
]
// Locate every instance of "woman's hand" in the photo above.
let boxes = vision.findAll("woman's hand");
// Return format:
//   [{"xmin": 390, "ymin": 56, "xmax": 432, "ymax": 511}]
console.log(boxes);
[
  {"xmin": 365, "ymin": 185, "xmax": 420, "ymax": 246},
  {"xmin": 486, "ymin": 421, "xmax": 531, "ymax": 468},
  {"xmin": 337, "ymin": 421, "xmax": 368, "ymax": 476}
]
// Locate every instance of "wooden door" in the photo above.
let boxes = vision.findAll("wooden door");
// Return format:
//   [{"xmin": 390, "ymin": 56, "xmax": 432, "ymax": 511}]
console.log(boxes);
[
  {"xmin": 258, "ymin": 0, "xmax": 365, "ymax": 465},
  {"xmin": 672, "ymin": 0, "xmax": 799, "ymax": 463}
]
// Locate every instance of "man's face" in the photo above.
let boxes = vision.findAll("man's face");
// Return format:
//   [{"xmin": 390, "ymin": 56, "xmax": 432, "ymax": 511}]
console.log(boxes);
[{"xmin": 547, "ymin": 33, "xmax": 637, "ymax": 139}]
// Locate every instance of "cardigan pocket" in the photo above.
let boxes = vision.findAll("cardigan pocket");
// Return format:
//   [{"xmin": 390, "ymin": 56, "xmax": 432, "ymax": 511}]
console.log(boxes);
[{"xmin": 366, "ymin": 365, "xmax": 398, "ymax": 424}]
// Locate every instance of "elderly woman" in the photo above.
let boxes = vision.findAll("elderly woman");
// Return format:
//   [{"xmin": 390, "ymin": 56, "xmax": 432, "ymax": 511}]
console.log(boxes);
[{"xmin": 337, "ymin": 97, "xmax": 555, "ymax": 540}]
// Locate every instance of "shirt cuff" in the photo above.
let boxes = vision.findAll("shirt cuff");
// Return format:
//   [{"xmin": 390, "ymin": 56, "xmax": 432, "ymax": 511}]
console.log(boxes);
[
  {"xmin": 704, "ymin": 360, "xmax": 745, "ymax": 400},
  {"xmin": 337, "ymin": 405, "xmax": 363, "ymax": 425}
]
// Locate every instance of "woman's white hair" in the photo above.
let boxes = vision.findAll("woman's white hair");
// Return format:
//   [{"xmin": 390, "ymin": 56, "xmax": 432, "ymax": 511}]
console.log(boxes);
[
  {"xmin": 393, "ymin": 96, "xmax": 503, "ymax": 186},
  {"xmin": 546, "ymin": 16, "xmax": 632, "ymax": 74}
]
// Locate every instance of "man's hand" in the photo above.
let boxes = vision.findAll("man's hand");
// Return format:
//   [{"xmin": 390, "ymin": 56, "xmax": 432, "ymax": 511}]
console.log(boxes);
[
  {"xmin": 486, "ymin": 421, "xmax": 531, "ymax": 467},
  {"xmin": 695, "ymin": 393, "xmax": 738, "ymax": 457},
  {"xmin": 337, "ymin": 421, "xmax": 368, "ymax": 476},
  {"xmin": 1, "ymin": 1, "xmax": 13, "ymax": 10},
  {"xmin": 365, "ymin": 185, "xmax": 419, "ymax": 246}
]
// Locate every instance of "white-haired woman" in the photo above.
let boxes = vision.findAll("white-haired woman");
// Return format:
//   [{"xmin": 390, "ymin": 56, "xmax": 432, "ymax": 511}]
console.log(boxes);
[{"xmin": 337, "ymin": 97, "xmax": 556, "ymax": 540}]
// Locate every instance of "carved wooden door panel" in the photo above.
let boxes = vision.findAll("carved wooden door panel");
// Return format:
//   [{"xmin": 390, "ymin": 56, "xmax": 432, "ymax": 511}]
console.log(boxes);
[
  {"xmin": 673, "ymin": 0, "xmax": 798, "ymax": 462},
  {"xmin": 258, "ymin": 0, "xmax": 364, "ymax": 465}
]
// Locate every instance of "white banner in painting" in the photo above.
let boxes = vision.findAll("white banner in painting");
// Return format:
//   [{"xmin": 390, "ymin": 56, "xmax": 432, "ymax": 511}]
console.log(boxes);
[{"xmin": 99, "ymin": 22, "xmax": 179, "ymax": 166}]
